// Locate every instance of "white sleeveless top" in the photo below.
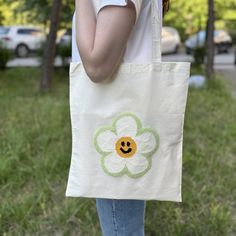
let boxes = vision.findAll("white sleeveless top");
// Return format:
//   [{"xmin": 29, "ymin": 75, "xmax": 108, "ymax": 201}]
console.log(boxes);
[{"xmin": 72, "ymin": 0, "xmax": 162, "ymax": 63}]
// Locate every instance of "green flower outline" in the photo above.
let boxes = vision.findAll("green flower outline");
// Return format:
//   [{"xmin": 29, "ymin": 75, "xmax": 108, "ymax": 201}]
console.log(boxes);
[{"xmin": 94, "ymin": 112, "xmax": 160, "ymax": 179}]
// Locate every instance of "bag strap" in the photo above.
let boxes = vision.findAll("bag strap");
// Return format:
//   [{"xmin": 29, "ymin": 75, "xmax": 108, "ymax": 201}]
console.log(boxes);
[{"xmin": 151, "ymin": 0, "xmax": 162, "ymax": 63}]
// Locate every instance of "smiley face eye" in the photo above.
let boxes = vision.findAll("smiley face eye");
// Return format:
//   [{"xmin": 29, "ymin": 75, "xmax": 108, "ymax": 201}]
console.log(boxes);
[{"xmin": 121, "ymin": 141, "xmax": 131, "ymax": 147}]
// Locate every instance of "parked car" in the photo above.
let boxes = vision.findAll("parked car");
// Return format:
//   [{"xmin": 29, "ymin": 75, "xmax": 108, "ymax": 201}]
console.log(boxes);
[
  {"xmin": 161, "ymin": 26, "xmax": 181, "ymax": 54},
  {"xmin": 185, "ymin": 30, "xmax": 232, "ymax": 54},
  {"xmin": 0, "ymin": 26, "xmax": 45, "ymax": 57},
  {"xmin": 58, "ymin": 27, "xmax": 181, "ymax": 55}
]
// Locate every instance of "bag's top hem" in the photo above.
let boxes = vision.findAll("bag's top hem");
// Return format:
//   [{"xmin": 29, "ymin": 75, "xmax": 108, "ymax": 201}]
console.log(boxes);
[{"xmin": 70, "ymin": 61, "xmax": 191, "ymax": 75}]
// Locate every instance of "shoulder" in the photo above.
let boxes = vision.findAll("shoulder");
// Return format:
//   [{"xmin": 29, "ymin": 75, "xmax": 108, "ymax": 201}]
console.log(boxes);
[{"xmin": 97, "ymin": 0, "xmax": 144, "ymax": 24}]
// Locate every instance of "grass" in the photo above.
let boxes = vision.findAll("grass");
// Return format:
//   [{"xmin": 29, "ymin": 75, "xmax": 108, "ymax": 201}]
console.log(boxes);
[{"xmin": 0, "ymin": 67, "xmax": 236, "ymax": 235}]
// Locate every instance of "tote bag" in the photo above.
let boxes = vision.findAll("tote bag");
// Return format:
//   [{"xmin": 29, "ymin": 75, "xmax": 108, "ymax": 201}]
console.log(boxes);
[{"xmin": 66, "ymin": 0, "xmax": 190, "ymax": 202}]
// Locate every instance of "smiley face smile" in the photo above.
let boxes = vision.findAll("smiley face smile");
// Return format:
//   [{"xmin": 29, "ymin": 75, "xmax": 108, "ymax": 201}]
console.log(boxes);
[{"xmin": 120, "ymin": 147, "xmax": 132, "ymax": 154}]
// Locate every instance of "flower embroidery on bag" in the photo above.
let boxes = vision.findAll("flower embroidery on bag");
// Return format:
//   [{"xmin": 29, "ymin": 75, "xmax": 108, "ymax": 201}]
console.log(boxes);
[{"xmin": 94, "ymin": 113, "xmax": 159, "ymax": 178}]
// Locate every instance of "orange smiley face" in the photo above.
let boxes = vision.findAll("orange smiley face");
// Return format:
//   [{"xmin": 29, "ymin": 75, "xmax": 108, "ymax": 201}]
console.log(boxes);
[{"xmin": 115, "ymin": 137, "xmax": 137, "ymax": 158}]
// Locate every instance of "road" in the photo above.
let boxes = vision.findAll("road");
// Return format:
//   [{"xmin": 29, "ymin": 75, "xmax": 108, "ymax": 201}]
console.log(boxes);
[
  {"xmin": 162, "ymin": 51, "xmax": 235, "ymax": 70},
  {"xmin": 7, "ymin": 51, "xmax": 235, "ymax": 70}
]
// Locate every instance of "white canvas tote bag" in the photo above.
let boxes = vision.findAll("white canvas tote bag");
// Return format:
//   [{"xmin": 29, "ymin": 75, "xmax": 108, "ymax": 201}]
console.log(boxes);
[{"xmin": 66, "ymin": 0, "xmax": 190, "ymax": 201}]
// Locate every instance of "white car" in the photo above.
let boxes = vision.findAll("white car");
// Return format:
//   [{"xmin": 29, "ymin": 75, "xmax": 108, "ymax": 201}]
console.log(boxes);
[
  {"xmin": 58, "ymin": 27, "xmax": 181, "ymax": 55},
  {"xmin": 161, "ymin": 26, "xmax": 181, "ymax": 54},
  {"xmin": 0, "ymin": 26, "xmax": 45, "ymax": 57}
]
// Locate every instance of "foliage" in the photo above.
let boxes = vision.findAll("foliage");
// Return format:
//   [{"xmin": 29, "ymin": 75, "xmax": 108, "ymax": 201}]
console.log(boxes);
[
  {"xmin": 3, "ymin": 0, "xmax": 73, "ymax": 29},
  {"xmin": 0, "ymin": 0, "xmax": 5, "ymax": 24},
  {"xmin": 0, "ymin": 42, "xmax": 11, "ymax": 70},
  {"xmin": 163, "ymin": 0, "xmax": 236, "ymax": 40},
  {"xmin": 0, "ymin": 0, "xmax": 235, "ymax": 40},
  {"xmin": 226, "ymin": 21, "xmax": 236, "ymax": 44},
  {"xmin": 164, "ymin": 0, "xmax": 207, "ymax": 40},
  {"xmin": 0, "ymin": 11, "xmax": 4, "ymax": 25},
  {"xmin": 0, "ymin": 1, "xmax": 23, "ymax": 25},
  {"xmin": 57, "ymin": 42, "xmax": 71, "ymax": 68},
  {"xmin": 193, "ymin": 46, "xmax": 206, "ymax": 65},
  {"xmin": 0, "ymin": 68, "xmax": 236, "ymax": 235}
]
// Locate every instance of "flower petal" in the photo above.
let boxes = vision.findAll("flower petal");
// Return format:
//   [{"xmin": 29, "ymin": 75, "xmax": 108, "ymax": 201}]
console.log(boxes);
[
  {"xmin": 135, "ymin": 130, "xmax": 158, "ymax": 154},
  {"xmin": 95, "ymin": 129, "xmax": 117, "ymax": 153},
  {"xmin": 126, "ymin": 154, "xmax": 149, "ymax": 175},
  {"xmin": 103, "ymin": 153, "xmax": 126, "ymax": 174},
  {"xmin": 115, "ymin": 115, "xmax": 138, "ymax": 137}
]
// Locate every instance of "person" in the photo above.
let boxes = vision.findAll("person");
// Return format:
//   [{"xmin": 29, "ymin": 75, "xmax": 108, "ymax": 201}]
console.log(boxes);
[{"xmin": 72, "ymin": 0, "xmax": 169, "ymax": 235}]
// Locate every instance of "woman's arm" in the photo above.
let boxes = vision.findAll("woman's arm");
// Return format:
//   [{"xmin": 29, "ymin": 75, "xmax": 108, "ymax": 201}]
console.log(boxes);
[{"xmin": 75, "ymin": 0, "xmax": 136, "ymax": 83}]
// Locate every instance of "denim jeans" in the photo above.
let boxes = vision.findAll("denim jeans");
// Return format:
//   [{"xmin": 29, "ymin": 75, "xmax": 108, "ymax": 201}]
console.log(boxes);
[{"xmin": 96, "ymin": 198, "xmax": 146, "ymax": 236}]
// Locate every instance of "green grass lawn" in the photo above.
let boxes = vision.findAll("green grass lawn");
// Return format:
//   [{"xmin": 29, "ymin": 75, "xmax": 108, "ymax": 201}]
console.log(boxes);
[{"xmin": 0, "ymin": 68, "xmax": 236, "ymax": 236}]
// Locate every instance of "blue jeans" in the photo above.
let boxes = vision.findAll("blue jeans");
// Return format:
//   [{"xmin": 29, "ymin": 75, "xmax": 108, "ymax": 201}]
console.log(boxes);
[{"xmin": 96, "ymin": 198, "xmax": 146, "ymax": 236}]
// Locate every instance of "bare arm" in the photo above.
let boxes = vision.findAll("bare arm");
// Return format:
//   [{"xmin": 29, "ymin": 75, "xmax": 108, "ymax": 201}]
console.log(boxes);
[{"xmin": 75, "ymin": 0, "xmax": 136, "ymax": 83}]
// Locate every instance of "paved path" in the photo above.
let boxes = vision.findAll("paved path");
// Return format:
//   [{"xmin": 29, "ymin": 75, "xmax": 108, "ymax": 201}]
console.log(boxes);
[
  {"xmin": 7, "ymin": 52, "xmax": 235, "ymax": 70},
  {"xmin": 162, "ymin": 52, "xmax": 235, "ymax": 70},
  {"xmin": 7, "ymin": 56, "xmax": 63, "ymax": 67}
]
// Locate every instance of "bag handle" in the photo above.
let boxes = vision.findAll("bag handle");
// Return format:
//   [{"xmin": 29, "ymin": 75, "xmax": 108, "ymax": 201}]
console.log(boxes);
[{"xmin": 151, "ymin": 0, "xmax": 162, "ymax": 63}]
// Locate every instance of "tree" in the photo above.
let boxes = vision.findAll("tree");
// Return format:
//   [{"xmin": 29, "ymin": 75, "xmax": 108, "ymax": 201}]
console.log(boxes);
[
  {"xmin": 3, "ymin": 0, "xmax": 74, "ymax": 31},
  {"xmin": 3, "ymin": 0, "xmax": 73, "ymax": 92},
  {"xmin": 0, "ymin": 11, "xmax": 4, "ymax": 25},
  {"xmin": 39, "ymin": 0, "xmax": 62, "ymax": 92},
  {"xmin": 205, "ymin": 0, "xmax": 215, "ymax": 78}
]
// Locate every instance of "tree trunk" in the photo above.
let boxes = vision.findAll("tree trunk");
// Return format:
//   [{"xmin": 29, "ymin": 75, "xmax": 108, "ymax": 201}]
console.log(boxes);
[
  {"xmin": 39, "ymin": 0, "xmax": 62, "ymax": 92},
  {"xmin": 205, "ymin": 0, "xmax": 215, "ymax": 78}
]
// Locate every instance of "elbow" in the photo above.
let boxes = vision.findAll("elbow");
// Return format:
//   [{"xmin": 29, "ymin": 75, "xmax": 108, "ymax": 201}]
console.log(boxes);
[
  {"xmin": 84, "ymin": 64, "xmax": 111, "ymax": 83},
  {"xmin": 81, "ymin": 50, "xmax": 121, "ymax": 83},
  {"xmin": 86, "ymin": 67, "xmax": 104, "ymax": 83}
]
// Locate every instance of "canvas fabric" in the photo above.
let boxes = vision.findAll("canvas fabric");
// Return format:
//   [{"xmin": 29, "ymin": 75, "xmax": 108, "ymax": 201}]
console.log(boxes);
[{"xmin": 66, "ymin": 0, "xmax": 190, "ymax": 201}]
